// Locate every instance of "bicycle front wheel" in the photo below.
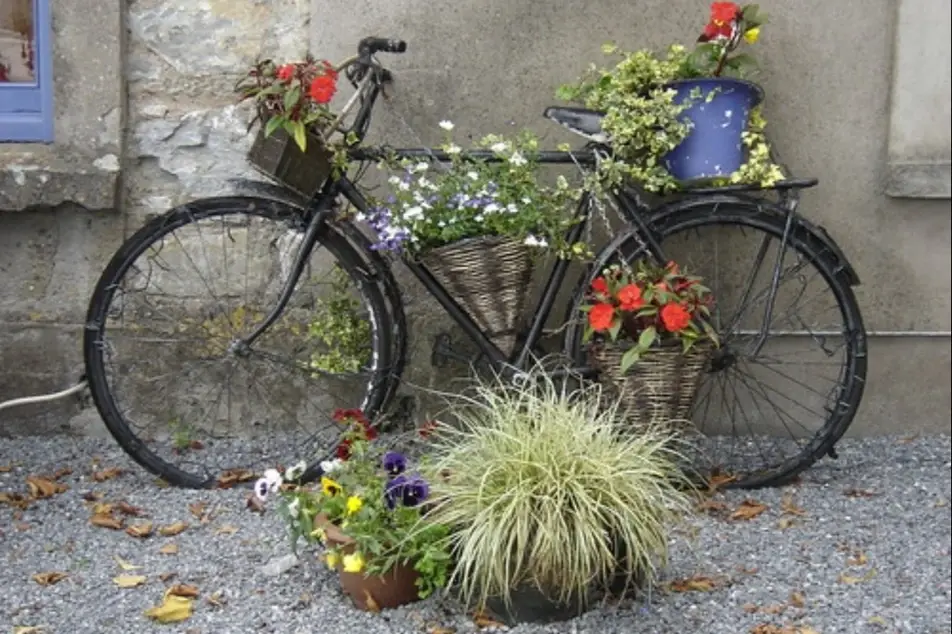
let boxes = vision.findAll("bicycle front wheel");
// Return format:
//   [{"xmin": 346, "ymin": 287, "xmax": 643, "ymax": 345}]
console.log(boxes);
[
  {"xmin": 567, "ymin": 201, "xmax": 867, "ymax": 489},
  {"xmin": 83, "ymin": 197, "xmax": 397, "ymax": 488}
]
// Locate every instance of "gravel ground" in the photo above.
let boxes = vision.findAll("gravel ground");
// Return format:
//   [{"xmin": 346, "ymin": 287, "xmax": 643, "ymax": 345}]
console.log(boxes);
[{"xmin": 1, "ymin": 434, "xmax": 949, "ymax": 634}]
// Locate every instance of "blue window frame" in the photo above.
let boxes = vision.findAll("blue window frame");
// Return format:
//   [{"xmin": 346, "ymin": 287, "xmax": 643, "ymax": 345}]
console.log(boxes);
[{"xmin": 0, "ymin": 0, "xmax": 53, "ymax": 142}]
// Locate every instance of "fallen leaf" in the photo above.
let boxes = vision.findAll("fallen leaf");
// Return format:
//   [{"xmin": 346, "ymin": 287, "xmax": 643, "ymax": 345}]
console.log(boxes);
[
  {"xmin": 363, "ymin": 589, "xmax": 381, "ymax": 612},
  {"xmin": 91, "ymin": 502, "xmax": 114, "ymax": 515},
  {"xmin": 158, "ymin": 572, "xmax": 177, "ymax": 582},
  {"xmin": 708, "ymin": 472, "xmax": 738, "ymax": 489},
  {"xmin": 216, "ymin": 468, "xmax": 255, "ymax": 489},
  {"xmin": 117, "ymin": 501, "xmax": 146, "ymax": 516},
  {"xmin": 92, "ymin": 467, "xmax": 124, "ymax": 482},
  {"xmin": 731, "ymin": 499, "xmax": 768, "ymax": 521},
  {"xmin": 798, "ymin": 628, "xmax": 820, "ymax": 634},
  {"xmin": 844, "ymin": 487, "xmax": 878, "ymax": 498},
  {"xmin": 158, "ymin": 543, "xmax": 179, "ymax": 555},
  {"xmin": 158, "ymin": 521, "xmax": 189, "ymax": 537},
  {"xmin": 188, "ymin": 502, "xmax": 207, "ymax": 519},
  {"xmin": 13, "ymin": 627, "xmax": 47, "ymax": 634},
  {"xmin": 32, "ymin": 571, "xmax": 68, "ymax": 586},
  {"xmin": 0, "ymin": 465, "xmax": 11, "ymax": 472},
  {"xmin": 777, "ymin": 517, "xmax": 797, "ymax": 530},
  {"xmin": 780, "ymin": 492, "xmax": 807, "ymax": 516},
  {"xmin": 52, "ymin": 468, "xmax": 73, "ymax": 480},
  {"xmin": 789, "ymin": 590, "xmax": 806, "ymax": 608},
  {"xmin": 26, "ymin": 476, "xmax": 66, "ymax": 499},
  {"xmin": 215, "ymin": 524, "xmax": 239, "ymax": 535},
  {"xmin": 15, "ymin": 522, "xmax": 30, "ymax": 531},
  {"xmin": 762, "ymin": 603, "xmax": 786, "ymax": 615},
  {"xmin": 82, "ymin": 491, "xmax": 103, "ymax": 502},
  {"xmin": 168, "ymin": 584, "xmax": 200, "ymax": 598},
  {"xmin": 846, "ymin": 550, "xmax": 868, "ymax": 566},
  {"xmin": 429, "ymin": 627, "xmax": 456, "ymax": 634},
  {"xmin": 696, "ymin": 498, "xmax": 728, "ymax": 515},
  {"xmin": 472, "ymin": 611, "xmax": 506, "ymax": 629},
  {"xmin": 126, "ymin": 522, "xmax": 154, "ymax": 539},
  {"xmin": 115, "ymin": 556, "xmax": 142, "ymax": 571},
  {"xmin": 144, "ymin": 592, "xmax": 193, "ymax": 623},
  {"xmin": 735, "ymin": 565, "xmax": 759, "ymax": 575},
  {"xmin": 113, "ymin": 574, "xmax": 148, "ymax": 588},
  {"xmin": 838, "ymin": 568, "xmax": 877, "ymax": 584},
  {"xmin": 0, "ymin": 491, "xmax": 31, "ymax": 509},
  {"xmin": 934, "ymin": 498, "xmax": 948, "ymax": 508},
  {"xmin": 206, "ymin": 590, "xmax": 226, "ymax": 607},
  {"xmin": 742, "ymin": 603, "xmax": 759, "ymax": 613},
  {"xmin": 155, "ymin": 478, "xmax": 170, "ymax": 488},
  {"xmin": 867, "ymin": 615, "xmax": 888, "ymax": 627},
  {"xmin": 669, "ymin": 574, "xmax": 727, "ymax": 592},
  {"xmin": 91, "ymin": 513, "xmax": 124, "ymax": 530}
]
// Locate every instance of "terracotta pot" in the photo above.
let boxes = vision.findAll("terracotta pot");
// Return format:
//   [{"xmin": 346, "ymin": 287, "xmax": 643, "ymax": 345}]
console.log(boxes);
[{"xmin": 315, "ymin": 514, "xmax": 422, "ymax": 611}]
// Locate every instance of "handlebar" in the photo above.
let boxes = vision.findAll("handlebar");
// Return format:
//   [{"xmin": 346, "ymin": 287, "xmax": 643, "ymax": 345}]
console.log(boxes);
[{"xmin": 358, "ymin": 37, "xmax": 407, "ymax": 61}]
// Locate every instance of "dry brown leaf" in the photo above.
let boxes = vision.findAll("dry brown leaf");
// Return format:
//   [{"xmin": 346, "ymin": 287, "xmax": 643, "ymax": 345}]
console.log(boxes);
[
  {"xmin": 429, "ymin": 627, "xmax": 456, "ymax": 634},
  {"xmin": 742, "ymin": 603, "xmax": 760, "ymax": 613},
  {"xmin": 215, "ymin": 524, "xmax": 239, "ymax": 535},
  {"xmin": 15, "ymin": 522, "xmax": 31, "ymax": 531},
  {"xmin": 168, "ymin": 583, "xmax": 200, "ymax": 598},
  {"xmin": 206, "ymin": 590, "xmax": 226, "ymax": 607},
  {"xmin": 736, "ymin": 565, "xmax": 759, "ymax": 575},
  {"xmin": 126, "ymin": 522, "xmax": 154, "ymax": 539},
  {"xmin": 216, "ymin": 468, "xmax": 255, "ymax": 489},
  {"xmin": 731, "ymin": 499, "xmax": 768, "ymax": 521},
  {"xmin": 0, "ymin": 491, "xmax": 32, "ymax": 509},
  {"xmin": 472, "ymin": 611, "xmax": 506, "ymax": 629},
  {"xmin": 934, "ymin": 498, "xmax": 948, "ymax": 508},
  {"xmin": 780, "ymin": 492, "xmax": 807, "ymax": 516},
  {"xmin": 82, "ymin": 491, "xmax": 103, "ymax": 502},
  {"xmin": 26, "ymin": 476, "xmax": 66, "ymax": 499},
  {"xmin": 708, "ymin": 472, "xmax": 738, "ymax": 489},
  {"xmin": 13, "ymin": 626, "xmax": 47, "ymax": 634},
  {"xmin": 188, "ymin": 502, "xmax": 207, "ymax": 519},
  {"xmin": 90, "ymin": 513, "xmax": 124, "ymax": 530},
  {"xmin": 32, "ymin": 571, "xmax": 68, "ymax": 586},
  {"xmin": 115, "ymin": 556, "xmax": 142, "ymax": 571},
  {"xmin": 92, "ymin": 467, "xmax": 124, "ymax": 482},
  {"xmin": 669, "ymin": 574, "xmax": 726, "ymax": 592},
  {"xmin": 158, "ymin": 521, "xmax": 189, "ymax": 537},
  {"xmin": 789, "ymin": 590, "xmax": 806, "ymax": 608},
  {"xmin": 844, "ymin": 487, "xmax": 878, "ymax": 498},
  {"xmin": 52, "ymin": 467, "xmax": 73, "ymax": 480},
  {"xmin": 846, "ymin": 550, "xmax": 868, "ymax": 566},
  {"xmin": 762, "ymin": 603, "xmax": 786, "ymax": 615},
  {"xmin": 158, "ymin": 543, "xmax": 179, "ymax": 555},
  {"xmin": 117, "ymin": 501, "xmax": 146, "ymax": 517},
  {"xmin": 696, "ymin": 498, "xmax": 728, "ymax": 515},
  {"xmin": 113, "ymin": 574, "xmax": 148, "ymax": 588},
  {"xmin": 144, "ymin": 592, "xmax": 193, "ymax": 623},
  {"xmin": 91, "ymin": 502, "xmax": 114, "ymax": 515},
  {"xmin": 0, "ymin": 465, "xmax": 11, "ymax": 472},
  {"xmin": 798, "ymin": 627, "xmax": 821, "ymax": 634},
  {"xmin": 363, "ymin": 589, "xmax": 381, "ymax": 613},
  {"xmin": 838, "ymin": 568, "xmax": 877, "ymax": 584},
  {"xmin": 158, "ymin": 572, "xmax": 177, "ymax": 582}
]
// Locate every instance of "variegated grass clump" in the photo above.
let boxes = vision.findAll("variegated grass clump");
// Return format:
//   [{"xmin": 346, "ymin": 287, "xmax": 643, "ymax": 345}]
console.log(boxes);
[{"xmin": 423, "ymin": 366, "xmax": 697, "ymax": 610}]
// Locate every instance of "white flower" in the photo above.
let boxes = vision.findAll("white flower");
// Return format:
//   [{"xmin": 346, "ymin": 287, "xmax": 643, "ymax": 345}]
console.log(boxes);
[
  {"xmin": 286, "ymin": 497, "xmax": 300, "ymax": 519},
  {"xmin": 405, "ymin": 206, "xmax": 424, "ymax": 220},
  {"xmin": 521, "ymin": 197, "xmax": 531, "ymax": 204},
  {"xmin": 388, "ymin": 175, "xmax": 401, "ymax": 185},
  {"xmin": 284, "ymin": 461, "xmax": 307, "ymax": 481},
  {"xmin": 417, "ymin": 177, "xmax": 432, "ymax": 189},
  {"xmin": 263, "ymin": 468, "xmax": 283, "ymax": 489},
  {"xmin": 466, "ymin": 171, "xmax": 479, "ymax": 181},
  {"xmin": 445, "ymin": 144, "xmax": 462, "ymax": 155},
  {"xmin": 509, "ymin": 152, "xmax": 527, "ymax": 167},
  {"xmin": 438, "ymin": 220, "xmax": 446, "ymax": 227},
  {"xmin": 319, "ymin": 459, "xmax": 342, "ymax": 473},
  {"xmin": 253, "ymin": 477, "xmax": 271, "ymax": 501},
  {"xmin": 484, "ymin": 203, "xmax": 500, "ymax": 213},
  {"xmin": 355, "ymin": 212, "xmax": 366, "ymax": 221},
  {"xmin": 490, "ymin": 142, "xmax": 508, "ymax": 153},
  {"xmin": 506, "ymin": 203, "xmax": 518, "ymax": 213},
  {"xmin": 474, "ymin": 214, "xmax": 484, "ymax": 222},
  {"xmin": 439, "ymin": 120, "xmax": 455, "ymax": 131},
  {"xmin": 398, "ymin": 181, "xmax": 410, "ymax": 191},
  {"xmin": 411, "ymin": 162, "xmax": 429, "ymax": 173},
  {"xmin": 523, "ymin": 235, "xmax": 548, "ymax": 248}
]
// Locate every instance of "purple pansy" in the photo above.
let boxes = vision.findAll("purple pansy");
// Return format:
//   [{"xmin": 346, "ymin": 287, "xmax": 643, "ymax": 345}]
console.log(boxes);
[
  {"xmin": 383, "ymin": 473, "xmax": 430, "ymax": 509},
  {"xmin": 382, "ymin": 451, "xmax": 407, "ymax": 476}
]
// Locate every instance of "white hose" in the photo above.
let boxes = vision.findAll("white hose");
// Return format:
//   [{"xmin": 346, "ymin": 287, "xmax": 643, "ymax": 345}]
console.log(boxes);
[{"xmin": 0, "ymin": 380, "xmax": 88, "ymax": 412}]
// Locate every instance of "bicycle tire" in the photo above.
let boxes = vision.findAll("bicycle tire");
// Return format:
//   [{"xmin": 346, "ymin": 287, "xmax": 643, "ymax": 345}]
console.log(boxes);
[
  {"xmin": 563, "ymin": 200, "xmax": 868, "ymax": 489},
  {"xmin": 83, "ymin": 196, "xmax": 402, "ymax": 489}
]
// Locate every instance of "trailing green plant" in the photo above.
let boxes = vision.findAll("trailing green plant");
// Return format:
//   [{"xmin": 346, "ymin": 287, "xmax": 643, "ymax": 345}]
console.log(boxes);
[
  {"xmin": 555, "ymin": 2, "xmax": 784, "ymax": 194},
  {"xmin": 306, "ymin": 265, "xmax": 373, "ymax": 375},
  {"xmin": 363, "ymin": 122, "xmax": 589, "ymax": 259},
  {"xmin": 422, "ymin": 365, "xmax": 697, "ymax": 609}
]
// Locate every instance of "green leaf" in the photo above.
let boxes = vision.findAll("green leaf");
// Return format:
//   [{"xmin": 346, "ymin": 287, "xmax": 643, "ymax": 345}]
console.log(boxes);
[
  {"xmin": 638, "ymin": 326, "xmax": 657, "ymax": 351},
  {"xmin": 608, "ymin": 318, "xmax": 622, "ymax": 341},
  {"xmin": 283, "ymin": 85, "xmax": 301, "ymax": 111},
  {"xmin": 725, "ymin": 53, "xmax": 759, "ymax": 74},
  {"xmin": 264, "ymin": 116, "xmax": 283, "ymax": 137},
  {"xmin": 292, "ymin": 122, "xmax": 307, "ymax": 152},
  {"xmin": 620, "ymin": 347, "xmax": 640, "ymax": 373}
]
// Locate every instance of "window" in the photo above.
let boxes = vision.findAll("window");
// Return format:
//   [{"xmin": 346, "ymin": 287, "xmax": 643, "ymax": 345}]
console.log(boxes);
[{"xmin": 0, "ymin": 0, "xmax": 52, "ymax": 142}]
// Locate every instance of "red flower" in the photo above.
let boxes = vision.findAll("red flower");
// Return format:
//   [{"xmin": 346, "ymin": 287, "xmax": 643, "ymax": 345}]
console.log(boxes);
[
  {"xmin": 320, "ymin": 60, "xmax": 339, "ymax": 81},
  {"xmin": 418, "ymin": 420, "xmax": 438, "ymax": 439},
  {"xmin": 591, "ymin": 277, "xmax": 609, "ymax": 297},
  {"xmin": 617, "ymin": 284, "xmax": 645, "ymax": 311},
  {"xmin": 335, "ymin": 439, "xmax": 352, "ymax": 460},
  {"xmin": 703, "ymin": 20, "xmax": 734, "ymax": 40},
  {"xmin": 660, "ymin": 303, "xmax": 692, "ymax": 332},
  {"xmin": 588, "ymin": 303, "xmax": 616, "ymax": 332},
  {"xmin": 309, "ymin": 74, "xmax": 337, "ymax": 104},
  {"xmin": 710, "ymin": 1, "xmax": 740, "ymax": 24},
  {"xmin": 276, "ymin": 64, "xmax": 295, "ymax": 82},
  {"xmin": 666, "ymin": 261, "xmax": 680, "ymax": 275}
]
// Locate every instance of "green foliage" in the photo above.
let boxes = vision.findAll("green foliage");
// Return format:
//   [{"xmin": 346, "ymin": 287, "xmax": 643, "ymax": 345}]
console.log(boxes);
[
  {"xmin": 422, "ymin": 366, "xmax": 697, "ymax": 609},
  {"xmin": 307, "ymin": 265, "xmax": 372, "ymax": 375}
]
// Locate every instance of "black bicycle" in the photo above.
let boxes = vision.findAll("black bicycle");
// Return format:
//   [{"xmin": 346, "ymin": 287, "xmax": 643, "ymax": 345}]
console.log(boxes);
[{"xmin": 83, "ymin": 37, "xmax": 867, "ymax": 490}]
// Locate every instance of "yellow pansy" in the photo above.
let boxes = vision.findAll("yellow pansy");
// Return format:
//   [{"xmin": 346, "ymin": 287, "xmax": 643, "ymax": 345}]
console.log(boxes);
[
  {"xmin": 744, "ymin": 27, "xmax": 760, "ymax": 44},
  {"xmin": 321, "ymin": 476, "xmax": 342, "ymax": 496},
  {"xmin": 342, "ymin": 552, "xmax": 364, "ymax": 573},
  {"xmin": 345, "ymin": 496, "xmax": 363, "ymax": 515},
  {"xmin": 324, "ymin": 551, "xmax": 339, "ymax": 569},
  {"xmin": 310, "ymin": 527, "xmax": 326, "ymax": 543}
]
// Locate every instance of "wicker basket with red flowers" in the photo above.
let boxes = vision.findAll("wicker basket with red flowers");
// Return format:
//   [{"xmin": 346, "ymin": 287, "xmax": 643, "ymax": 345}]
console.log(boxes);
[
  {"xmin": 235, "ymin": 56, "xmax": 345, "ymax": 197},
  {"xmin": 580, "ymin": 260, "xmax": 719, "ymax": 428}
]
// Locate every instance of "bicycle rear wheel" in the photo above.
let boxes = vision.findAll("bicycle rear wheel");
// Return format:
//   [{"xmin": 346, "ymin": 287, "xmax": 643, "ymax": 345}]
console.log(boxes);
[
  {"xmin": 566, "ymin": 201, "xmax": 867, "ymax": 489},
  {"xmin": 83, "ymin": 196, "xmax": 397, "ymax": 488}
]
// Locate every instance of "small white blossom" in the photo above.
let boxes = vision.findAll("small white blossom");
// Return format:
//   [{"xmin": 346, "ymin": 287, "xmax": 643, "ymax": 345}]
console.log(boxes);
[
  {"xmin": 417, "ymin": 177, "xmax": 432, "ymax": 189},
  {"xmin": 438, "ymin": 220, "xmax": 446, "ymax": 227},
  {"xmin": 523, "ymin": 235, "xmax": 549, "ymax": 248},
  {"xmin": 263, "ymin": 468, "xmax": 282, "ymax": 489},
  {"xmin": 445, "ymin": 144, "xmax": 462, "ymax": 155},
  {"xmin": 509, "ymin": 152, "xmax": 527, "ymax": 167},
  {"xmin": 355, "ymin": 212, "xmax": 366, "ymax": 221},
  {"xmin": 284, "ymin": 461, "xmax": 307, "ymax": 481},
  {"xmin": 484, "ymin": 203, "xmax": 500, "ymax": 213},
  {"xmin": 411, "ymin": 162, "xmax": 429, "ymax": 173},
  {"xmin": 405, "ymin": 205, "xmax": 424, "ymax": 220},
  {"xmin": 398, "ymin": 181, "xmax": 410, "ymax": 191},
  {"xmin": 467, "ymin": 171, "xmax": 479, "ymax": 181},
  {"xmin": 474, "ymin": 214, "xmax": 484, "ymax": 222},
  {"xmin": 286, "ymin": 497, "xmax": 300, "ymax": 519},
  {"xmin": 521, "ymin": 197, "xmax": 531, "ymax": 204},
  {"xmin": 490, "ymin": 142, "xmax": 508, "ymax": 153},
  {"xmin": 506, "ymin": 203, "xmax": 518, "ymax": 213},
  {"xmin": 319, "ymin": 459, "xmax": 342, "ymax": 473},
  {"xmin": 439, "ymin": 120, "xmax": 454, "ymax": 131},
  {"xmin": 388, "ymin": 175, "xmax": 401, "ymax": 185}
]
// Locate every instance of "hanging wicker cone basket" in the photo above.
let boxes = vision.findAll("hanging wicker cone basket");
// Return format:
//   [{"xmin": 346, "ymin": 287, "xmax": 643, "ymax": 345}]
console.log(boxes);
[
  {"xmin": 591, "ymin": 340, "xmax": 713, "ymax": 432},
  {"xmin": 246, "ymin": 125, "xmax": 334, "ymax": 198},
  {"xmin": 420, "ymin": 236, "xmax": 534, "ymax": 356}
]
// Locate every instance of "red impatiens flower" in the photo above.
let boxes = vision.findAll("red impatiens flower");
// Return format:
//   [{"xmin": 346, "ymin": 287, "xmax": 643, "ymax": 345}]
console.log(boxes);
[
  {"xmin": 276, "ymin": 64, "xmax": 295, "ymax": 82},
  {"xmin": 309, "ymin": 74, "xmax": 337, "ymax": 104},
  {"xmin": 617, "ymin": 284, "xmax": 645, "ymax": 311},
  {"xmin": 710, "ymin": 1, "xmax": 740, "ymax": 25},
  {"xmin": 591, "ymin": 277, "xmax": 609, "ymax": 297},
  {"xmin": 703, "ymin": 20, "xmax": 734, "ymax": 40},
  {"xmin": 320, "ymin": 60, "xmax": 339, "ymax": 81},
  {"xmin": 588, "ymin": 303, "xmax": 616, "ymax": 332},
  {"xmin": 660, "ymin": 303, "xmax": 692, "ymax": 332}
]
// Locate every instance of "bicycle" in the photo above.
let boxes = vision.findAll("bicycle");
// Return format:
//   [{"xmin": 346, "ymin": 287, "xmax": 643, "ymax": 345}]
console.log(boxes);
[{"xmin": 83, "ymin": 37, "xmax": 868, "ymax": 490}]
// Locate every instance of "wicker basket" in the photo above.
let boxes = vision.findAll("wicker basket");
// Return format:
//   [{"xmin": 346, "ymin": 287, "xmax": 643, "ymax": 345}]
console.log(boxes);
[
  {"xmin": 246, "ymin": 125, "xmax": 334, "ymax": 198},
  {"xmin": 420, "ymin": 236, "xmax": 534, "ymax": 356},
  {"xmin": 591, "ymin": 340, "xmax": 713, "ymax": 431}
]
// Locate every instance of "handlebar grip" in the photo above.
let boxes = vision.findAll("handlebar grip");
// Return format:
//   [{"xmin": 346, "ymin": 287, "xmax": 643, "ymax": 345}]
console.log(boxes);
[{"xmin": 358, "ymin": 37, "xmax": 407, "ymax": 57}]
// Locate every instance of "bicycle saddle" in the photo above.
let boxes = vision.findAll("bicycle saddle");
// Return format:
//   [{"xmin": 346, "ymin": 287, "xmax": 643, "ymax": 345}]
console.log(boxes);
[{"xmin": 543, "ymin": 107, "xmax": 609, "ymax": 143}]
